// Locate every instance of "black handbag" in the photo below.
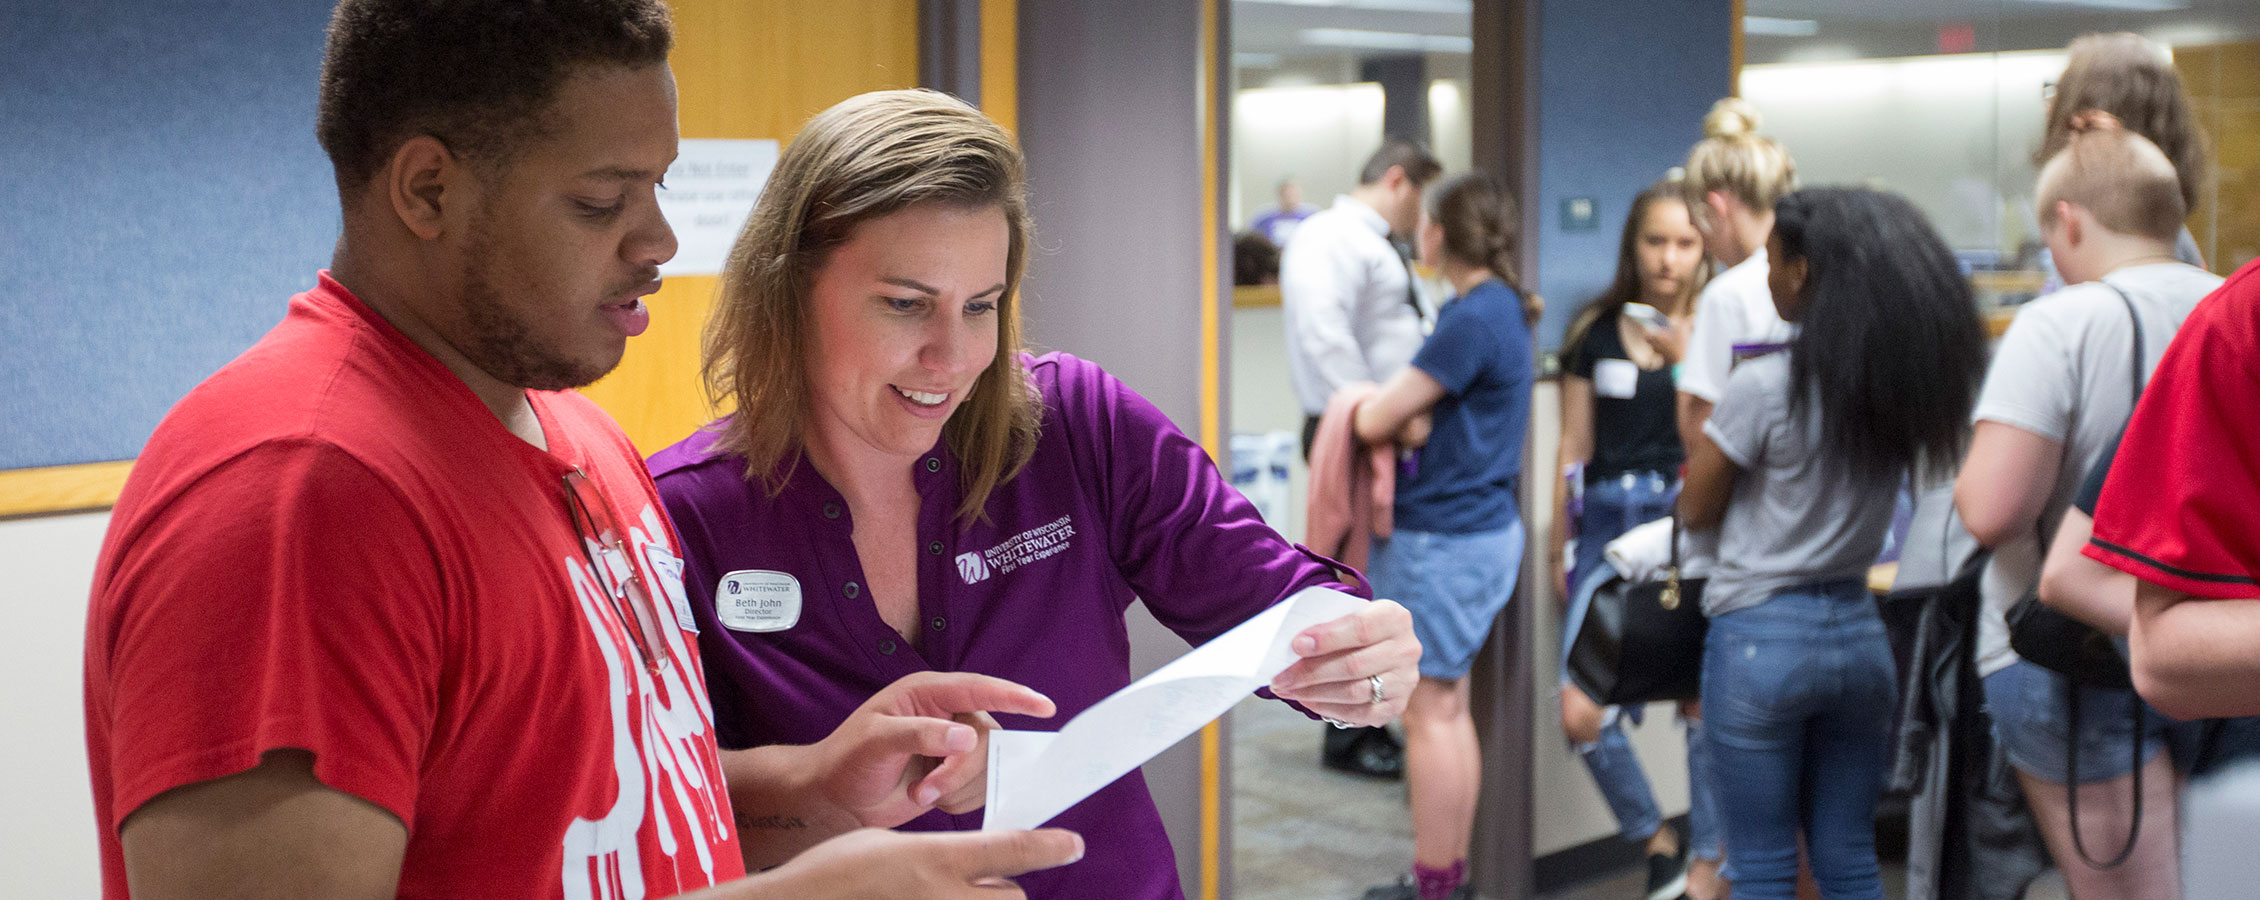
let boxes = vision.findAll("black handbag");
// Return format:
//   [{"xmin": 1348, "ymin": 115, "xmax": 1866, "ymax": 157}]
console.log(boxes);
[
  {"xmin": 1566, "ymin": 513, "xmax": 1708, "ymax": 705},
  {"xmin": 2004, "ymin": 280, "xmax": 2139, "ymax": 693}
]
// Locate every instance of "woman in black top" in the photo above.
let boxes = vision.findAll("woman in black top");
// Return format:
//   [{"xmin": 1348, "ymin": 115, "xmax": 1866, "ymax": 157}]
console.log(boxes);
[{"xmin": 1552, "ymin": 177, "xmax": 1721, "ymax": 899}]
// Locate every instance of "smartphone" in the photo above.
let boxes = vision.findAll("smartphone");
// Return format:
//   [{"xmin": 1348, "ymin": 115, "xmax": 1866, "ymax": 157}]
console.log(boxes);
[{"xmin": 1621, "ymin": 302, "xmax": 1670, "ymax": 332}]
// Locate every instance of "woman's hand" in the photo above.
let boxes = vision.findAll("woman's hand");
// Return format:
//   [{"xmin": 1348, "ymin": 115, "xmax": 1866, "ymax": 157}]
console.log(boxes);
[
  {"xmin": 1267, "ymin": 600, "xmax": 1421, "ymax": 726},
  {"xmin": 1640, "ymin": 323, "xmax": 1685, "ymax": 366},
  {"xmin": 1396, "ymin": 413, "xmax": 1434, "ymax": 449}
]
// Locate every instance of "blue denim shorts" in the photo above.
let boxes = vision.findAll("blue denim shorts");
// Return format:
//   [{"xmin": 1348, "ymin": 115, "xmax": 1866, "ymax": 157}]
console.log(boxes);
[
  {"xmin": 1368, "ymin": 521, "xmax": 1522, "ymax": 680},
  {"xmin": 1984, "ymin": 659, "xmax": 2169, "ymax": 785}
]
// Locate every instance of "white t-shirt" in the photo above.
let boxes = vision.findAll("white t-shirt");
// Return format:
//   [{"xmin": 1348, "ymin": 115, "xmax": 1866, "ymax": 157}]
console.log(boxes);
[
  {"xmin": 1971, "ymin": 262, "xmax": 2223, "ymax": 677},
  {"xmin": 1279, "ymin": 195, "xmax": 1429, "ymax": 414},
  {"xmin": 1677, "ymin": 248, "xmax": 1792, "ymax": 405}
]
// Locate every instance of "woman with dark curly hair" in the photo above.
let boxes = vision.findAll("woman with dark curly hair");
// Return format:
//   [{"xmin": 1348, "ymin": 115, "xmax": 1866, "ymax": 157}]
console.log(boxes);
[{"xmin": 1680, "ymin": 188, "xmax": 1988, "ymax": 900}]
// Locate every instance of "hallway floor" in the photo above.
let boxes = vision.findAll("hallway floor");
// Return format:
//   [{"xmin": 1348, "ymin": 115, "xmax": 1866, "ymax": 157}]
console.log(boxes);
[{"xmin": 1228, "ymin": 695, "xmax": 2071, "ymax": 900}]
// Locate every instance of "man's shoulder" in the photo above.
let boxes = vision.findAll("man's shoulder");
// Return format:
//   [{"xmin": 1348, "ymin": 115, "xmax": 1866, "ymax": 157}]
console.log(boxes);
[{"xmin": 1284, "ymin": 204, "xmax": 1380, "ymax": 251}]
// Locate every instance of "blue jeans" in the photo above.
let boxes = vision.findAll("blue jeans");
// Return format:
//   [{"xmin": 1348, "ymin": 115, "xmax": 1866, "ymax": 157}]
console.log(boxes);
[
  {"xmin": 1572, "ymin": 711, "xmax": 1725, "ymax": 861},
  {"xmin": 1569, "ymin": 470, "xmax": 1678, "ymax": 595},
  {"xmin": 1703, "ymin": 580, "xmax": 1895, "ymax": 900}
]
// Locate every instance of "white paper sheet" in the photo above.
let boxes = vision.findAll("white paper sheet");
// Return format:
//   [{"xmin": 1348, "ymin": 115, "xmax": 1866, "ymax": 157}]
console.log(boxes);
[{"xmin": 981, "ymin": 586, "xmax": 1367, "ymax": 831}]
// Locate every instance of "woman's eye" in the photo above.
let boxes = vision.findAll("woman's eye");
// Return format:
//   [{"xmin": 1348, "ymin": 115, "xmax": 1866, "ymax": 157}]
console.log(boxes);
[
  {"xmin": 885, "ymin": 296, "xmax": 923, "ymax": 312},
  {"xmin": 965, "ymin": 300, "xmax": 998, "ymax": 316}
]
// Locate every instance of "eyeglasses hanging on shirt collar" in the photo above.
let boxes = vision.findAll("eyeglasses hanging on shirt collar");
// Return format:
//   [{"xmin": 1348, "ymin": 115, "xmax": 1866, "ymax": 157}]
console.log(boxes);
[{"xmin": 562, "ymin": 466, "xmax": 673, "ymax": 675}]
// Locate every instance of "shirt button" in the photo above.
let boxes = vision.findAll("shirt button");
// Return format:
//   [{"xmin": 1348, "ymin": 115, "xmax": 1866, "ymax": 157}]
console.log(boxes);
[
  {"xmin": 822, "ymin": 502, "xmax": 841, "ymax": 519},
  {"xmin": 925, "ymin": 457, "xmax": 941, "ymax": 473},
  {"xmin": 931, "ymin": 616, "xmax": 947, "ymax": 631},
  {"xmin": 879, "ymin": 638, "xmax": 897, "ymax": 656},
  {"xmin": 928, "ymin": 540, "xmax": 945, "ymax": 555},
  {"xmin": 844, "ymin": 581, "xmax": 861, "ymax": 599}
]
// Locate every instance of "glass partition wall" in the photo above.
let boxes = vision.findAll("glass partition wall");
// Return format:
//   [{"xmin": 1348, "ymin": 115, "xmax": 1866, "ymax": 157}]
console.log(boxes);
[
  {"xmin": 1225, "ymin": 3, "xmax": 1474, "ymax": 899},
  {"xmin": 1743, "ymin": 0, "xmax": 2260, "ymax": 309}
]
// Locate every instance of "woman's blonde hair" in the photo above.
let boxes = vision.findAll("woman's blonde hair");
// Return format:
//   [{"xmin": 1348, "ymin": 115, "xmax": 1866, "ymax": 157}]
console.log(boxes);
[
  {"xmin": 702, "ymin": 88, "xmax": 1040, "ymax": 524},
  {"xmin": 1683, "ymin": 97, "xmax": 1797, "ymax": 211}
]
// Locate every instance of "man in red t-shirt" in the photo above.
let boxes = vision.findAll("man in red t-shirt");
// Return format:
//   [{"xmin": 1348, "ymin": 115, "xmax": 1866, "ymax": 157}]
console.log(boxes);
[
  {"xmin": 81, "ymin": 3, "xmax": 1080, "ymax": 898},
  {"xmin": 2086, "ymin": 258, "xmax": 2260, "ymax": 721}
]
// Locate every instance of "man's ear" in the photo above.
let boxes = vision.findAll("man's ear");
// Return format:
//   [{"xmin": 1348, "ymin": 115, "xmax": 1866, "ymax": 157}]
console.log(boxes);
[
  {"xmin": 1383, "ymin": 164, "xmax": 1409, "ymax": 192},
  {"xmin": 386, "ymin": 135, "xmax": 460, "ymax": 241}
]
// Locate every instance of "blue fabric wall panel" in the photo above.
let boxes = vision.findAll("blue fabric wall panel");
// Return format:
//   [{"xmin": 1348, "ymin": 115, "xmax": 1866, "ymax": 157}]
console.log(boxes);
[
  {"xmin": 0, "ymin": 0, "xmax": 339, "ymax": 469},
  {"xmin": 1531, "ymin": 0, "xmax": 1732, "ymax": 352}
]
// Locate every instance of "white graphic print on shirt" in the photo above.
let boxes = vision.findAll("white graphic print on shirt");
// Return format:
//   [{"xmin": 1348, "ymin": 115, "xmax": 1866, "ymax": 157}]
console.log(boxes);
[
  {"xmin": 561, "ymin": 503, "xmax": 733, "ymax": 900},
  {"xmin": 957, "ymin": 515, "xmax": 1077, "ymax": 585}
]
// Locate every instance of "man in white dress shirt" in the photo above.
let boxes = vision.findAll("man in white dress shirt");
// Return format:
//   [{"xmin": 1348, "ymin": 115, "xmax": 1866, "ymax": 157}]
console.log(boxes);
[{"xmin": 1278, "ymin": 137, "xmax": 1442, "ymax": 779}]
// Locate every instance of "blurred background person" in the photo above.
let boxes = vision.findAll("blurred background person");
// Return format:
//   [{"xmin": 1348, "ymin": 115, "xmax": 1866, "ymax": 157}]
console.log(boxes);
[
  {"xmin": 1554, "ymin": 176, "xmax": 1720, "ymax": 900},
  {"xmin": 1960, "ymin": 122, "xmax": 2217, "ymax": 900},
  {"xmin": 1253, "ymin": 176, "xmax": 1322, "ymax": 247},
  {"xmin": 1682, "ymin": 187, "xmax": 1987, "ymax": 900},
  {"xmin": 1350, "ymin": 170, "xmax": 1535, "ymax": 900},
  {"xmin": 1281, "ymin": 137, "xmax": 1445, "ymax": 780}
]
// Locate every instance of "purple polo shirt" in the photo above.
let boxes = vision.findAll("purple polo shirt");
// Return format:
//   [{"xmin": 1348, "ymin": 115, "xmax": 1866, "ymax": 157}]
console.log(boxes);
[{"xmin": 649, "ymin": 352, "xmax": 1366, "ymax": 900}]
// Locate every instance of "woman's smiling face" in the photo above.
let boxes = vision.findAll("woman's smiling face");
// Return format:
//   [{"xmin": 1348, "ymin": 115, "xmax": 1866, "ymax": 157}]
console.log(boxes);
[{"xmin": 801, "ymin": 202, "xmax": 1010, "ymax": 464}]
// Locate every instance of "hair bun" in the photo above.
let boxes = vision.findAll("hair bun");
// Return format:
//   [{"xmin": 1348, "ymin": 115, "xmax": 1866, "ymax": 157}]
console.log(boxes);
[{"xmin": 1703, "ymin": 97, "xmax": 1761, "ymax": 138}]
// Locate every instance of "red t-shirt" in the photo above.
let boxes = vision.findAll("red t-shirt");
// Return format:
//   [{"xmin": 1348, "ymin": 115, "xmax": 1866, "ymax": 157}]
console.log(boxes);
[
  {"xmin": 83, "ymin": 273, "xmax": 745, "ymax": 898},
  {"xmin": 2085, "ymin": 258, "xmax": 2260, "ymax": 599}
]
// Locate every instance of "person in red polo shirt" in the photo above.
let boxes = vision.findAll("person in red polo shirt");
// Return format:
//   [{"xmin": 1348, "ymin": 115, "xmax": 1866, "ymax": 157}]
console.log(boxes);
[{"xmin": 2086, "ymin": 258, "xmax": 2260, "ymax": 721}]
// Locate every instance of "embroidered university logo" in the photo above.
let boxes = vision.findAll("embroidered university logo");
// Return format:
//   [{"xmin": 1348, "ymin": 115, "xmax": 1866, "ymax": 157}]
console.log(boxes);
[
  {"xmin": 956, "ymin": 552, "xmax": 991, "ymax": 584},
  {"xmin": 958, "ymin": 515, "xmax": 1077, "ymax": 585}
]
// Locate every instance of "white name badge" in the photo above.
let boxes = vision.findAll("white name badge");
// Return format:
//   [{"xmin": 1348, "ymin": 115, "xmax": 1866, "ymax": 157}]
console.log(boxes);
[
  {"xmin": 645, "ymin": 545, "xmax": 695, "ymax": 634},
  {"xmin": 716, "ymin": 569, "xmax": 802, "ymax": 633},
  {"xmin": 1593, "ymin": 358, "xmax": 1641, "ymax": 400}
]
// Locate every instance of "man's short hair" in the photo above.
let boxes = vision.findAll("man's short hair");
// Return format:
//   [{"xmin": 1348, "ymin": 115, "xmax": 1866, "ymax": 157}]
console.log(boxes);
[
  {"xmin": 2036, "ymin": 126, "xmax": 2186, "ymax": 242},
  {"xmin": 316, "ymin": 0, "xmax": 674, "ymax": 197},
  {"xmin": 1357, "ymin": 138, "xmax": 1442, "ymax": 187}
]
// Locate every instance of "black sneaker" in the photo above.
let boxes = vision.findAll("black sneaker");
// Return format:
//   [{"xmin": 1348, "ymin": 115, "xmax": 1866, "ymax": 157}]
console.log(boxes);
[
  {"xmin": 1643, "ymin": 837, "xmax": 1689, "ymax": 900},
  {"xmin": 1322, "ymin": 725, "xmax": 1405, "ymax": 779},
  {"xmin": 1359, "ymin": 878, "xmax": 1416, "ymax": 900}
]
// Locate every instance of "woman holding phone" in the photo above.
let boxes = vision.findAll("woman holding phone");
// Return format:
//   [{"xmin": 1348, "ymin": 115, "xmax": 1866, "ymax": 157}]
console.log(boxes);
[{"xmin": 1553, "ymin": 176, "xmax": 1721, "ymax": 900}]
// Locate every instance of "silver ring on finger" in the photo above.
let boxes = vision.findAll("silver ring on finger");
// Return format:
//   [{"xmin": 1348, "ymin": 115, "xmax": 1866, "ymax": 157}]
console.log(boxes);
[{"xmin": 1369, "ymin": 674, "xmax": 1387, "ymax": 704}]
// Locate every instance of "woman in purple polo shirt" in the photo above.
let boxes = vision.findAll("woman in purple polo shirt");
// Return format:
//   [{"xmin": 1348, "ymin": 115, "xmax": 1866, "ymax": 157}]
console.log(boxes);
[
  {"xmin": 648, "ymin": 89, "xmax": 1421, "ymax": 899},
  {"xmin": 1348, "ymin": 171, "xmax": 1535, "ymax": 900}
]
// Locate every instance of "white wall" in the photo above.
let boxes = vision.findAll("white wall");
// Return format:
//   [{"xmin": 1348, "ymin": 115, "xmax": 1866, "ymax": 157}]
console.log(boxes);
[
  {"xmin": 2, "ymin": 511, "xmax": 108, "ymax": 897},
  {"xmin": 1741, "ymin": 50, "xmax": 2067, "ymax": 254},
  {"xmin": 1229, "ymin": 79, "xmax": 1475, "ymax": 233},
  {"xmin": 1231, "ymin": 82, "xmax": 1386, "ymax": 231}
]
